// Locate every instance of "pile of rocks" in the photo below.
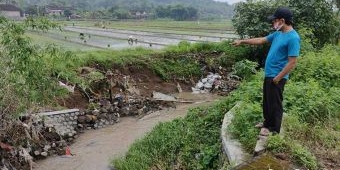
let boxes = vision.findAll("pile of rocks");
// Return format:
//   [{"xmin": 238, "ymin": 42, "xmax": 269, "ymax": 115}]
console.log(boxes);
[
  {"xmin": 0, "ymin": 118, "xmax": 71, "ymax": 170},
  {"xmin": 77, "ymin": 94, "xmax": 176, "ymax": 130},
  {"xmin": 192, "ymin": 73, "xmax": 240, "ymax": 94}
]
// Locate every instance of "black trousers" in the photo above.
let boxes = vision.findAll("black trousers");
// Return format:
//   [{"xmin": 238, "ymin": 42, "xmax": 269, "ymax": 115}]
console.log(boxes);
[{"xmin": 263, "ymin": 77, "xmax": 286, "ymax": 133}]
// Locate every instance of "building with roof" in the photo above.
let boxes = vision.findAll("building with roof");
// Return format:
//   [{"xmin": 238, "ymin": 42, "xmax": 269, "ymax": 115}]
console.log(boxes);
[
  {"xmin": 0, "ymin": 4, "xmax": 22, "ymax": 19},
  {"xmin": 46, "ymin": 6, "xmax": 64, "ymax": 16}
]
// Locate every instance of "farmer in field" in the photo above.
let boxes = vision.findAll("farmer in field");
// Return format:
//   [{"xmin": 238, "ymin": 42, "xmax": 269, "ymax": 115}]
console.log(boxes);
[
  {"xmin": 232, "ymin": 7, "xmax": 300, "ymax": 136},
  {"xmin": 128, "ymin": 36, "xmax": 134, "ymax": 45}
]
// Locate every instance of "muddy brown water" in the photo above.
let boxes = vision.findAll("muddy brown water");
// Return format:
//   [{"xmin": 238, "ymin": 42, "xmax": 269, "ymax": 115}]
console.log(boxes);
[{"xmin": 34, "ymin": 93, "xmax": 221, "ymax": 170}]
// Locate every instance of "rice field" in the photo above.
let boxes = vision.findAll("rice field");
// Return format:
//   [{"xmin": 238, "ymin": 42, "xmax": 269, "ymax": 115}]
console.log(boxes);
[{"xmin": 27, "ymin": 19, "xmax": 236, "ymax": 51}]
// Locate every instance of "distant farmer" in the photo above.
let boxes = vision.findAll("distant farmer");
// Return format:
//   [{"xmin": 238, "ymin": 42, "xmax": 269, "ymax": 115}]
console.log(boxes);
[
  {"xmin": 128, "ymin": 36, "xmax": 134, "ymax": 45},
  {"xmin": 232, "ymin": 7, "xmax": 300, "ymax": 136},
  {"xmin": 79, "ymin": 33, "xmax": 85, "ymax": 41}
]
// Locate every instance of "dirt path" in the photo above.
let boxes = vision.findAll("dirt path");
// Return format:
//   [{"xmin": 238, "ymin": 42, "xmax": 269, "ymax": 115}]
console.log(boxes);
[{"xmin": 34, "ymin": 93, "xmax": 220, "ymax": 170}]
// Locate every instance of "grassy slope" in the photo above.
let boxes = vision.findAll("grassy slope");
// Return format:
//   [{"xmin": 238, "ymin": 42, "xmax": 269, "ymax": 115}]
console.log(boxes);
[{"xmin": 111, "ymin": 45, "xmax": 340, "ymax": 170}]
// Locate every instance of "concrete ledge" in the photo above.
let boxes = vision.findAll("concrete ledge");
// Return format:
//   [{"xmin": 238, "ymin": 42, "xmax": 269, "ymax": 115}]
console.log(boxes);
[
  {"xmin": 38, "ymin": 109, "xmax": 79, "ymax": 116},
  {"xmin": 221, "ymin": 102, "xmax": 251, "ymax": 167},
  {"xmin": 221, "ymin": 103, "xmax": 290, "ymax": 169}
]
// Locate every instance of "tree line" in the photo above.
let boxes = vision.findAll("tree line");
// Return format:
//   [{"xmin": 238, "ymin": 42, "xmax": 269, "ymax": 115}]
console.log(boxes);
[
  {"xmin": 5, "ymin": 0, "xmax": 233, "ymax": 20},
  {"xmin": 154, "ymin": 5, "xmax": 198, "ymax": 20}
]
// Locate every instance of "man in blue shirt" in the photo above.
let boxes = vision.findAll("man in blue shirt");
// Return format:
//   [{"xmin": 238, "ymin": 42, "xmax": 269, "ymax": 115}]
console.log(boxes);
[{"xmin": 232, "ymin": 7, "xmax": 300, "ymax": 136}]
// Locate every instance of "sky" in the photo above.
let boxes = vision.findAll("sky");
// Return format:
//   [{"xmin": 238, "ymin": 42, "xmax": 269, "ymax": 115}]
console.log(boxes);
[{"xmin": 214, "ymin": 0, "xmax": 246, "ymax": 4}]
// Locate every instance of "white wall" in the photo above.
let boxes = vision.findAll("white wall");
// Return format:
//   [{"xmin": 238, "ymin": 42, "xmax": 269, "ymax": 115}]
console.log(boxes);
[{"xmin": 0, "ymin": 11, "xmax": 21, "ymax": 19}]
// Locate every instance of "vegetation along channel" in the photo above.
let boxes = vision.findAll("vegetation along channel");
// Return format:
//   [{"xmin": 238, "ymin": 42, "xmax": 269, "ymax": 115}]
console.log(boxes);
[{"xmin": 0, "ymin": 0, "xmax": 339, "ymax": 170}]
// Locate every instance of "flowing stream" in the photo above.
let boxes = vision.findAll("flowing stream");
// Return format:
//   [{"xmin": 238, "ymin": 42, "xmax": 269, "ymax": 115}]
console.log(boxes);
[{"xmin": 34, "ymin": 93, "xmax": 220, "ymax": 170}]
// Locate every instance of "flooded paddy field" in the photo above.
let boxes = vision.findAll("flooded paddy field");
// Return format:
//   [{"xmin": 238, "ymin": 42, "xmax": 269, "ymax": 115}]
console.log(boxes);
[{"xmin": 28, "ymin": 20, "xmax": 238, "ymax": 50}]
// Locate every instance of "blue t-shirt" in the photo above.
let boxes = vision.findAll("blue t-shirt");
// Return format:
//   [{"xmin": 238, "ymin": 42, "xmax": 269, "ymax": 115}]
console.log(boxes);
[{"xmin": 265, "ymin": 30, "xmax": 300, "ymax": 79}]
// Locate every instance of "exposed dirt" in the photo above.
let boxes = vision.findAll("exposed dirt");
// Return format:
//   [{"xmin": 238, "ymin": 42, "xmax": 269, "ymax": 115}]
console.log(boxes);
[
  {"xmin": 113, "ymin": 65, "xmax": 193, "ymax": 96},
  {"xmin": 59, "ymin": 90, "xmax": 89, "ymax": 109},
  {"xmin": 314, "ymin": 148, "xmax": 340, "ymax": 170},
  {"xmin": 58, "ymin": 65, "xmax": 195, "ymax": 110}
]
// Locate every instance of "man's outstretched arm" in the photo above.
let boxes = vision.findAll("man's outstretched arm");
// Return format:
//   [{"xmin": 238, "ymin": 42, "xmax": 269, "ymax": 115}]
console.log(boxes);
[{"xmin": 231, "ymin": 37, "xmax": 268, "ymax": 46}]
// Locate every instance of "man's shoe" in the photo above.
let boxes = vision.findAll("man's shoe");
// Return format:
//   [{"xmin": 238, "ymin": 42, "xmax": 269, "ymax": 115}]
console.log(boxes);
[{"xmin": 259, "ymin": 127, "xmax": 270, "ymax": 136}]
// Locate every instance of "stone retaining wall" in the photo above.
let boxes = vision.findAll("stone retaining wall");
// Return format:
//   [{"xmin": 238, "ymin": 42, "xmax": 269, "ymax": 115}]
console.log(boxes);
[{"xmin": 39, "ymin": 109, "xmax": 80, "ymax": 137}]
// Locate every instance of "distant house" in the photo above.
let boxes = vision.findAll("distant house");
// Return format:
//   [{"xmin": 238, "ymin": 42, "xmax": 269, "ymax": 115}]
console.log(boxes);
[
  {"xmin": 46, "ymin": 5, "xmax": 75, "ymax": 17},
  {"xmin": 46, "ymin": 6, "xmax": 64, "ymax": 16},
  {"xmin": 0, "ymin": 4, "xmax": 22, "ymax": 19},
  {"xmin": 130, "ymin": 10, "xmax": 148, "ymax": 19}
]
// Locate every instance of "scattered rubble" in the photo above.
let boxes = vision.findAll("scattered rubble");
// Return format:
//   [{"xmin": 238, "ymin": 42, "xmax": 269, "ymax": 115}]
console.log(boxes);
[{"xmin": 192, "ymin": 72, "xmax": 240, "ymax": 95}]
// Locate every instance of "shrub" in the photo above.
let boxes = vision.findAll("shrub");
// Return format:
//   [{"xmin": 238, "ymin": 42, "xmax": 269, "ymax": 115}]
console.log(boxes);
[
  {"xmin": 291, "ymin": 45, "xmax": 340, "ymax": 88},
  {"xmin": 232, "ymin": 59, "xmax": 258, "ymax": 80},
  {"xmin": 0, "ymin": 17, "xmax": 70, "ymax": 120},
  {"xmin": 284, "ymin": 80, "xmax": 339, "ymax": 124}
]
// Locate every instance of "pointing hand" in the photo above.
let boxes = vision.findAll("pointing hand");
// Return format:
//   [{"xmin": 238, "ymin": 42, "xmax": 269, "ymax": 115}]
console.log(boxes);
[{"xmin": 231, "ymin": 40, "xmax": 242, "ymax": 46}]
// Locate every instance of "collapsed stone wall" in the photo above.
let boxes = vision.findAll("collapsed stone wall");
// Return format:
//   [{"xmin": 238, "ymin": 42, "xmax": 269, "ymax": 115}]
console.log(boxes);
[{"xmin": 40, "ymin": 109, "xmax": 79, "ymax": 138}]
